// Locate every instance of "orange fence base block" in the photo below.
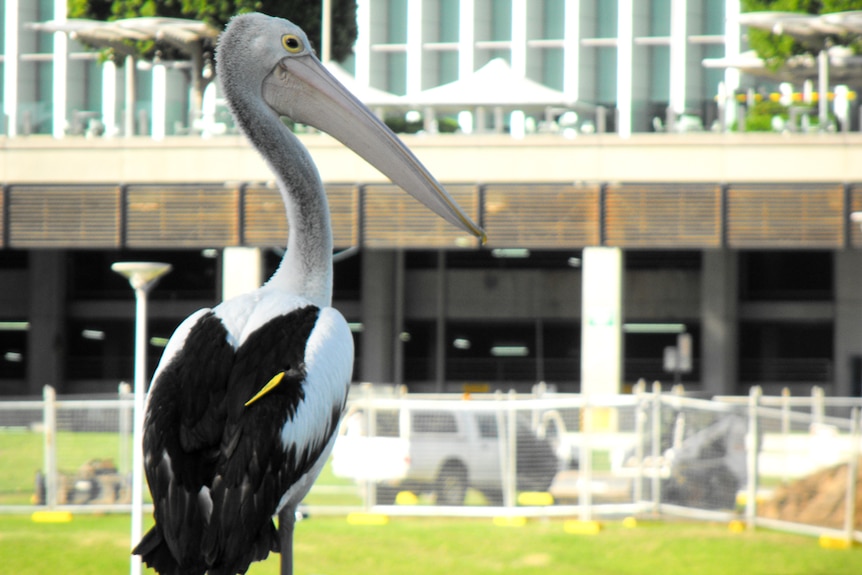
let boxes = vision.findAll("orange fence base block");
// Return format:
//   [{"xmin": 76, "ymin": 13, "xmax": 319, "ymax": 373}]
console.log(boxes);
[
  {"xmin": 818, "ymin": 535, "xmax": 856, "ymax": 550},
  {"xmin": 564, "ymin": 520, "xmax": 602, "ymax": 535},
  {"xmin": 346, "ymin": 513, "xmax": 389, "ymax": 526},
  {"xmin": 395, "ymin": 491, "xmax": 419, "ymax": 505},
  {"xmin": 517, "ymin": 491, "xmax": 554, "ymax": 506},
  {"xmin": 31, "ymin": 511, "xmax": 73, "ymax": 523}
]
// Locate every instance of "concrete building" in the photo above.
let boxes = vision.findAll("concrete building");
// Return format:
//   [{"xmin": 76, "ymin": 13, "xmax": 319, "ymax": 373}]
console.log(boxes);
[{"xmin": 0, "ymin": 1, "xmax": 860, "ymax": 399}]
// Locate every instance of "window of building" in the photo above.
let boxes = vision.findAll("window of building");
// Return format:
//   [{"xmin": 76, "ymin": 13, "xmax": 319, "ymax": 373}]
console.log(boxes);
[
  {"xmin": 739, "ymin": 251, "xmax": 833, "ymax": 301},
  {"xmin": 739, "ymin": 321, "xmax": 833, "ymax": 384},
  {"xmin": 68, "ymin": 250, "xmax": 218, "ymax": 301},
  {"xmin": 0, "ymin": 325, "xmax": 27, "ymax": 382}
]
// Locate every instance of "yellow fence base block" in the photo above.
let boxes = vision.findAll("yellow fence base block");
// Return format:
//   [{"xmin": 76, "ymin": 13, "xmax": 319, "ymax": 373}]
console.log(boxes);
[
  {"xmin": 395, "ymin": 491, "xmax": 419, "ymax": 505},
  {"xmin": 346, "ymin": 513, "xmax": 389, "ymax": 526},
  {"xmin": 517, "ymin": 491, "xmax": 554, "ymax": 506},
  {"xmin": 31, "ymin": 511, "xmax": 73, "ymax": 524},
  {"xmin": 493, "ymin": 516, "xmax": 528, "ymax": 527},
  {"xmin": 728, "ymin": 520, "xmax": 746, "ymax": 533},
  {"xmin": 819, "ymin": 536, "xmax": 856, "ymax": 550},
  {"xmin": 563, "ymin": 520, "xmax": 602, "ymax": 535}
]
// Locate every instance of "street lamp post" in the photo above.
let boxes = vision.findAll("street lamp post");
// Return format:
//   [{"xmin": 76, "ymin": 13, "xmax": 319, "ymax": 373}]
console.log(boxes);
[{"xmin": 112, "ymin": 262, "xmax": 172, "ymax": 575}]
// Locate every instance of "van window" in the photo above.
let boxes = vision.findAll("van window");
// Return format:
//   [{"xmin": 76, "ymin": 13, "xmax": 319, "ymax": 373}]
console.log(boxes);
[
  {"xmin": 413, "ymin": 411, "xmax": 457, "ymax": 433},
  {"xmin": 476, "ymin": 414, "xmax": 498, "ymax": 438}
]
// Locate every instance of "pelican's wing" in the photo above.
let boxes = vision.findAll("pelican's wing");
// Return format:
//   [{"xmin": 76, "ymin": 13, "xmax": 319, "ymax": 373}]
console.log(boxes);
[
  {"xmin": 199, "ymin": 306, "xmax": 353, "ymax": 574},
  {"xmin": 136, "ymin": 309, "xmax": 236, "ymax": 574}
]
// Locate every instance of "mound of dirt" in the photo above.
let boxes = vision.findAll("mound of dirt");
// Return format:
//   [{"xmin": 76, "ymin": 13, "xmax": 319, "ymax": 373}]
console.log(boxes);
[{"xmin": 758, "ymin": 458, "xmax": 862, "ymax": 530}]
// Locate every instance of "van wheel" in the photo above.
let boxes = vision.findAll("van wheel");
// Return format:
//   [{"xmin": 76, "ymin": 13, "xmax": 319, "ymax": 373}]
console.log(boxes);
[{"xmin": 436, "ymin": 463, "xmax": 468, "ymax": 506}]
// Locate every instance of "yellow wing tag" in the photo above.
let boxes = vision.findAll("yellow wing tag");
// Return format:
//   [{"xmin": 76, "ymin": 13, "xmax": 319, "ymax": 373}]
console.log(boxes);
[{"xmin": 244, "ymin": 371, "xmax": 286, "ymax": 407}]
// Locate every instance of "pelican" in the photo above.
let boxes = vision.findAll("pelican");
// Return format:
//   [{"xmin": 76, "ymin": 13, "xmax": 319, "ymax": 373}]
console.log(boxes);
[{"xmin": 132, "ymin": 12, "xmax": 484, "ymax": 575}]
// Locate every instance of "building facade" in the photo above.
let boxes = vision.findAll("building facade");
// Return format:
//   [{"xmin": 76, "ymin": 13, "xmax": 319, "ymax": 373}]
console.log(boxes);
[{"xmin": 0, "ymin": 1, "xmax": 860, "ymax": 399}]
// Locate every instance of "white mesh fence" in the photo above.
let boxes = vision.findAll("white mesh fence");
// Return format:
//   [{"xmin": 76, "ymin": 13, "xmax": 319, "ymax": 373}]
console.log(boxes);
[
  {"xmin": 0, "ymin": 383, "xmax": 859, "ymax": 544},
  {"xmin": 0, "ymin": 385, "xmax": 133, "ymax": 510}
]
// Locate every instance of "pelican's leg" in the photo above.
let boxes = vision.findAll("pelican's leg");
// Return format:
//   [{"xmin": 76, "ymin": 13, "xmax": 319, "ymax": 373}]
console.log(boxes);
[{"xmin": 278, "ymin": 506, "xmax": 296, "ymax": 575}]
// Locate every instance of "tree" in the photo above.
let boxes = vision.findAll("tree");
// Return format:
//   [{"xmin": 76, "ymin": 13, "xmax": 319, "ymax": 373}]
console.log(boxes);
[
  {"xmin": 742, "ymin": 0, "xmax": 862, "ymax": 69},
  {"xmin": 67, "ymin": 0, "xmax": 358, "ymax": 62}
]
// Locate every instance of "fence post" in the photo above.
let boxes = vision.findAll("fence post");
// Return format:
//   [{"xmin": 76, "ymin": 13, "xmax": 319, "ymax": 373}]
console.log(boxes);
[
  {"xmin": 118, "ymin": 382, "xmax": 132, "ymax": 476},
  {"xmin": 365, "ymin": 387, "xmax": 378, "ymax": 509},
  {"xmin": 633, "ymin": 379, "xmax": 646, "ymax": 503},
  {"xmin": 506, "ymin": 390, "xmax": 518, "ymax": 509},
  {"xmin": 844, "ymin": 407, "xmax": 860, "ymax": 543},
  {"xmin": 745, "ymin": 386, "xmax": 762, "ymax": 531},
  {"xmin": 580, "ymin": 395, "xmax": 593, "ymax": 521},
  {"xmin": 781, "ymin": 387, "xmax": 791, "ymax": 486},
  {"xmin": 42, "ymin": 385, "xmax": 58, "ymax": 508},
  {"xmin": 651, "ymin": 381, "xmax": 662, "ymax": 515},
  {"xmin": 812, "ymin": 386, "xmax": 825, "ymax": 425}
]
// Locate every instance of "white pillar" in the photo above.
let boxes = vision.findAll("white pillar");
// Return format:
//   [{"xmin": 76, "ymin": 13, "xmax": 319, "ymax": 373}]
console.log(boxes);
[
  {"xmin": 222, "ymin": 247, "xmax": 263, "ymax": 301},
  {"xmin": 668, "ymin": 0, "xmax": 687, "ymax": 119},
  {"xmin": 354, "ymin": 0, "xmax": 372, "ymax": 86},
  {"xmin": 124, "ymin": 55, "xmax": 136, "ymax": 137},
  {"xmin": 563, "ymin": 0, "xmax": 581, "ymax": 101},
  {"xmin": 52, "ymin": 0, "xmax": 68, "ymax": 139},
  {"xmin": 511, "ymin": 0, "xmax": 527, "ymax": 77},
  {"xmin": 151, "ymin": 62, "xmax": 166, "ymax": 140},
  {"xmin": 405, "ymin": 0, "xmax": 423, "ymax": 95},
  {"xmin": 616, "ymin": 0, "xmax": 633, "ymax": 138},
  {"xmin": 321, "ymin": 0, "xmax": 332, "ymax": 63},
  {"xmin": 580, "ymin": 247, "xmax": 623, "ymax": 395},
  {"xmin": 459, "ymin": 0, "xmax": 475, "ymax": 76},
  {"xmin": 102, "ymin": 60, "xmax": 118, "ymax": 137},
  {"xmin": 724, "ymin": 0, "xmax": 741, "ymax": 128},
  {"xmin": 4, "ymin": 0, "xmax": 19, "ymax": 137}
]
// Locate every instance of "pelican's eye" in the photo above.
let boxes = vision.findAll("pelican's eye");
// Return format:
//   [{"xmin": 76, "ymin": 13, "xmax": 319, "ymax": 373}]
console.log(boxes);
[{"xmin": 282, "ymin": 34, "xmax": 303, "ymax": 54}]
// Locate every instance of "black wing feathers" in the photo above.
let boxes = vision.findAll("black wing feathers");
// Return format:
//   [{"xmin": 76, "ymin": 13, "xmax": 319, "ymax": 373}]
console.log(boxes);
[{"xmin": 136, "ymin": 305, "xmax": 338, "ymax": 575}]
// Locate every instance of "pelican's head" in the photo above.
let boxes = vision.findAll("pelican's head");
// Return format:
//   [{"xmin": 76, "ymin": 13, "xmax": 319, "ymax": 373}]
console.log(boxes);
[{"xmin": 217, "ymin": 13, "xmax": 485, "ymax": 243}]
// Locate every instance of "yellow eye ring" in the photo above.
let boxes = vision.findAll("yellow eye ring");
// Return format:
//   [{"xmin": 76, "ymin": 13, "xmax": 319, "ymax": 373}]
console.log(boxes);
[{"xmin": 282, "ymin": 34, "xmax": 303, "ymax": 54}]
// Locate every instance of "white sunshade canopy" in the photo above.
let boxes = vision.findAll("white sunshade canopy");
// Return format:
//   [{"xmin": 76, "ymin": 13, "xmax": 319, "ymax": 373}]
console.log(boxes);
[
  {"xmin": 736, "ymin": 10, "xmax": 862, "ymax": 43},
  {"xmin": 28, "ymin": 17, "xmax": 219, "ymax": 58},
  {"xmin": 405, "ymin": 58, "xmax": 577, "ymax": 110},
  {"xmin": 323, "ymin": 62, "xmax": 406, "ymax": 108}
]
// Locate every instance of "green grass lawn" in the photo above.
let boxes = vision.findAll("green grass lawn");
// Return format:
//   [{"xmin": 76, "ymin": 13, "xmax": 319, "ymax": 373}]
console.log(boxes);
[{"xmin": 0, "ymin": 513, "xmax": 859, "ymax": 575}]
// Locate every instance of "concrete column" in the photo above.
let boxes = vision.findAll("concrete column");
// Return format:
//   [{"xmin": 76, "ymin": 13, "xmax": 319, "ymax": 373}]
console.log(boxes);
[
  {"xmin": 834, "ymin": 251, "xmax": 862, "ymax": 396},
  {"xmin": 360, "ymin": 249, "xmax": 397, "ymax": 384},
  {"xmin": 222, "ymin": 247, "xmax": 263, "ymax": 301},
  {"xmin": 27, "ymin": 251, "xmax": 67, "ymax": 394},
  {"xmin": 581, "ymin": 247, "xmax": 623, "ymax": 395},
  {"xmin": 701, "ymin": 249, "xmax": 738, "ymax": 396}
]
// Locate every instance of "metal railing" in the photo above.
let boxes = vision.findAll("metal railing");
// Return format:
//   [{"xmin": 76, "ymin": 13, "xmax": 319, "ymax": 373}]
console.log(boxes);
[{"xmin": 1, "ymin": 382, "xmax": 859, "ymax": 545}]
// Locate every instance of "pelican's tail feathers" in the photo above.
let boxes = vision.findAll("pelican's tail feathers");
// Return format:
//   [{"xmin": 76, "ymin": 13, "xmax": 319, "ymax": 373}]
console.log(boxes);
[{"xmin": 134, "ymin": 527, "xmax": 206, "ymax": 575}]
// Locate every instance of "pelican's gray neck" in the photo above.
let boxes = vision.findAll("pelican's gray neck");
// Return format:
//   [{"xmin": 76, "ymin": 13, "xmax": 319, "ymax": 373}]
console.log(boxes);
[{"xmin": 228, "ymin": 89, "xmax": 333, "ymax": 307}]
